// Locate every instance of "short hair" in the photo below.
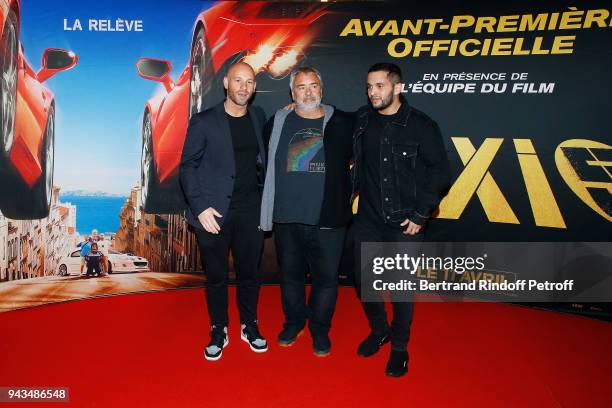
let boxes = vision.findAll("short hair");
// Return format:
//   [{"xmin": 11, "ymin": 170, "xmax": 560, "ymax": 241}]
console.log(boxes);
[
  {"xmin": 368, "ymin": 62, "xmax": 402, "ymax": 85},
  {"xmin": 289, "ymin": 66, "xmax": 323, "ymax": 90}
]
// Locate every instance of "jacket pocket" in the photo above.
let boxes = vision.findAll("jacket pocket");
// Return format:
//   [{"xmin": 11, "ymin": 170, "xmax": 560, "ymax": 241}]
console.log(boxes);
[{"xmin": 391, "ymin": 142, "xmax": 418, "ymax": 167}]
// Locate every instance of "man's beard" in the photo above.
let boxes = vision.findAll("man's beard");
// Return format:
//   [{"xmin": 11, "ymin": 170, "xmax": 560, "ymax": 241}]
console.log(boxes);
[
  {"xmin": 371, "ymin": 92, "xmax": 393, "ymax": 111},
  {"xmin": 296, "ymin": 95, "xmax": 321, "ymax": 112},
  {"xmin": 228, "ymin": 90, "xmax": 250, "ymax": 106}
]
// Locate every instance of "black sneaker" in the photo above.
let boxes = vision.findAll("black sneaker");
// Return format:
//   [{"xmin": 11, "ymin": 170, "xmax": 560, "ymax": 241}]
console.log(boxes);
[
  {"xmin": 357, "ymin": 331, "xmax": 390, "ymax": 357},
  {"xmin": 277, "ymin": 325, "xmax": 305, "ymax": 347},
  {"xmin": 241, "ymin": 322, "xmax": 268, "ymax": 353},
  {"xmin": 313, "ymin": 334, "xmax": 331, "ymax": 357},
  {"xmin": 385, "ymin": 349, "xmax": 409, "ymax": 377},
  {"xmin": 204, "ymin": 325, "xmax": 228, "ymax": 361}
]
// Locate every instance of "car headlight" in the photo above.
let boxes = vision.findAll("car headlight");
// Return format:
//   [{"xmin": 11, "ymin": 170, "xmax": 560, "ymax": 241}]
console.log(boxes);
[{"xmin": 243, "ymin": 44, "xmax": 303, "ymax": 78}]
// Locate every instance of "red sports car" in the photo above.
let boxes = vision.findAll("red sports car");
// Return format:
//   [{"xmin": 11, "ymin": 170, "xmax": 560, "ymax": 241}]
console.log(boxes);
[
  {"xmin": 136, "ymin": 1, "xmax": 326, "ymax": 213},
  {"xmin": 0, "ymin": 0, "xmax": 78, "ymax": 219}
]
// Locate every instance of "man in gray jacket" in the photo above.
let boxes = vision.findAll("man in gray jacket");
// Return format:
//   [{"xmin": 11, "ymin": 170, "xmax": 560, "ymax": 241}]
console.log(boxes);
[{"xmin": 260, "ymin": 66, "xmax": 354, "ymax": 357}]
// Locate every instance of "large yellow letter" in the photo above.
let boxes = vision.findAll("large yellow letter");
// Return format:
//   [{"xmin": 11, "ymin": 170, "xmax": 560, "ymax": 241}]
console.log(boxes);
[
  {"xmin": 437, "ymin": 138, "xmax": 519, "ymax": 223},
  {"xmin": 555, "ymin": 139, "xmax": 612, "ymax": 221},
  {"xmin": 514, "ymin": 139, "xmax": 566, "ymax": 228}
]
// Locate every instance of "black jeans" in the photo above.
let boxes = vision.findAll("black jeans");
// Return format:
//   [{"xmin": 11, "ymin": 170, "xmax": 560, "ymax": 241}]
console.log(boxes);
[
  {"xmin": 353, "ymin": 220, "xmax": 423, "ymax": 351},
  {"xmin": 274, "ymin": 223, "xmax": 346, "ymax": 336},
  {"xmin": 86, "ymin": 262, "xmax": 101, "ymax": 276},
  {"xmin": 195, "ymin": 206, "xmax": 263, "ymax": 327}
]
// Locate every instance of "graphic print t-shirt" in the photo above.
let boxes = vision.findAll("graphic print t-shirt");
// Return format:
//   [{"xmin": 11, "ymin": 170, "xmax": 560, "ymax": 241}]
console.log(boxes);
[{"xmin": 273, "ymin": 111, "xmax": 325, "ymax": 225}]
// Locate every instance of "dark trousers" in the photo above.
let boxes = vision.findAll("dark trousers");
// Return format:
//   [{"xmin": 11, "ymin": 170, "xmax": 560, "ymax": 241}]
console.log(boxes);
[
  {"xmin": 195, "ymin": 206, "xmax": 263, "ymax": 327},
  {"xmin": 353, "ymin": 220, "xmax": 423, "ymax": 351},
  {"xmin": 86, "ymin": 262, "xmax": 101, "ymax": 276},
  {"xmin": 274, "ymin": 223, "xmax": 346, "ymax": 336}
]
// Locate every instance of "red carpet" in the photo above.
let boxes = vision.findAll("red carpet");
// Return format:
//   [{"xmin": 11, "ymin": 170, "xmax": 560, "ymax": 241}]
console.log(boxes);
[{"xmin": 0, "ymin": 286, "xmax": 611, "ymax": 407}]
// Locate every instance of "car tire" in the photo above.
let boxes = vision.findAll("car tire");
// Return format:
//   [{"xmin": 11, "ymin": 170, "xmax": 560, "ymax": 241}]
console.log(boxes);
[
  {"xmin": 0, "ymin": 106, "xmax": 54, "ymax": 219},
  {"xmin": 108, "ymin": 262, "xmax": 113, "ymax": 274},
  {"xmin": 0, "ymin": 9, "xmax": 18, "ymax": 212},
  {"xmin": 140, "ymin": 110, "xmax": 187, "ymax": 214},
  {"xmin": 140, "ymin": 110, "xmax": 161, "ymax": 213},
  {"xmin": 188, "ymin": 25, "xmax": 213, "ymax": 119},
  {"xmin": 0, "ymin": 9, "xmax": 17, "ymax": 166},
  {"xmin": 59, "ymin": 264, "xmax": 67, "ymax": 276}
]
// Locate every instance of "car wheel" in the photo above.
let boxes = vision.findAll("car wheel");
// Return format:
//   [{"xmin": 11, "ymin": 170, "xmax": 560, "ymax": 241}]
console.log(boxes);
[
  {"xmin": 188, "ymin": 26, "xmax": 212, "ymax": 119},
  {"xmin": 140, "ymin": 110, "xmax": 187, "ymax": 214},
  {"xmin": 0, "ymin": 106, "xmax": 54, "ymax": 219},
  {"xmin": 108, "ymin": 262, "xmax": 113, "ymax": 274},
  {"xmin": 0, "ymin": 9, "xmax": 18, "ymax": 214},
  {"xmin": 140, "ymin": 109, "xmax": 159, "ymax": 212},
  {"xmin": 59, "ymin": 264, "xmax": 67, "ymax": 276},
  {"xmin": 0, "ymin": 9, "xmax": 17, "ymax": 165},
  {"xmin": 42, "ymin": 108, "xmax": 55, "ymax": 211}
]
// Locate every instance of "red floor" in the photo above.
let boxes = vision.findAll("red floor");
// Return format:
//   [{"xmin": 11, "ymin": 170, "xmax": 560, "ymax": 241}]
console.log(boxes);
[{"xmin": 0, "ymin": 286, "xmax": 611, "ymax": 408}]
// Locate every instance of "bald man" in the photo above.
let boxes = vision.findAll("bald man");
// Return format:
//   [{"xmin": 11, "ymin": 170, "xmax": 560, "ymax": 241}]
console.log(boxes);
[{"xmin": 180, "ymin": 62, "xmax": 268, "ymax": 361}]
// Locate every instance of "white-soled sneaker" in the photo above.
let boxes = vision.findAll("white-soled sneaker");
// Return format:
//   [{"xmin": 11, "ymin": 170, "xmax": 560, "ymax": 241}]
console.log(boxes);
[
  {"xmin": 204, "ymin": 325, "xmax": 229, "ymax": 361},
  {"xmin": 241, "ymin": 322, "xmax": 268, "ymax": 353}
]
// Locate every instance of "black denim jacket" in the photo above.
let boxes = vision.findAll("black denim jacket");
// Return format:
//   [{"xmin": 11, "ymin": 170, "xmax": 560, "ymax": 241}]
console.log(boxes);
[{"xmin": 352, "ymin": 97, "xmax": 451, "ymax": 225}]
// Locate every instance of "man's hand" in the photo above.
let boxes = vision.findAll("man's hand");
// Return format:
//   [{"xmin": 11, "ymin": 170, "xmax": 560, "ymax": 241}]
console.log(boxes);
[
  {"xmin": 198, "ymin": 207, "xmax": 223, "ymax": 234},
  {"xmin": 400, "ymin": 218, "xmax": 422, "ymax": 235}
]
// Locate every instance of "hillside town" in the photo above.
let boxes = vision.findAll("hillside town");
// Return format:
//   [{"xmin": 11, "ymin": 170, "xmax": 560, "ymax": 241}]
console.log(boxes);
[
  {"xmin": 0, "ymin": 187, "xmax": 80, "ymax": 282},
  {"xmin": 114, "ymin": 184, "xmax": 201, "ymax": 274}
]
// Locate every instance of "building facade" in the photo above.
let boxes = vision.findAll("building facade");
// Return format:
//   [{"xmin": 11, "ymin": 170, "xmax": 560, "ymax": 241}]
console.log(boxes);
[
  {"xmin": 115, "ymin": 183, "xmax": 201, "ymax": 273},
  {"xmin": 0, "ymin": 186, "xmax": 78, "ymax": 281}
]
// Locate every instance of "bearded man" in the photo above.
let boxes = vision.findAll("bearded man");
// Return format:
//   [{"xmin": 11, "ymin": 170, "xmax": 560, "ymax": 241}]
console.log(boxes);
[
  {"xmin": 352, "ymin": 62, "xmax": 450, "ymax": 377},
  {"xmin": 260, "ymin": 66, "xmax": 354, "ymax": 357},
  {"xmin": 180, "ymin": 62, "xmax": 268, "ymax": 361}
]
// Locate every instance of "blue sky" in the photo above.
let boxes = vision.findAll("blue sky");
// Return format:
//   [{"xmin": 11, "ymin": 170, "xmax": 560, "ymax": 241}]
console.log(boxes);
[{"xmin": 21, "ymin": 0, "xmax": 214, "ymax": 195}]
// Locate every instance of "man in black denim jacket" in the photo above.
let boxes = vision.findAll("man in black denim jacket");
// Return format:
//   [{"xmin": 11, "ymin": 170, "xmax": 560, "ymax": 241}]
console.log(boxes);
[{"xmin": 352, "ymin": 63, "xmax": 450, "ymax": 377}]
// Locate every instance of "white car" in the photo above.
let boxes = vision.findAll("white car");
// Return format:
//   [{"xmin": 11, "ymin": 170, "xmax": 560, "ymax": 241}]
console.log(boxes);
[
  {"xmin": 106, "ymin": 250, "xmax": 149, "ymax": 274},
  {"xmin": 57, "ymin": 249, "xmax": 149, "ymax": 276}
]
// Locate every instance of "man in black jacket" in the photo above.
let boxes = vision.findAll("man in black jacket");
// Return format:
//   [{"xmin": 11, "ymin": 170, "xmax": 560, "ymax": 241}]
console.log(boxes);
[
  {"xmin": 352, "ymin": 63, "xmax": 450, "ymax": 377},
  {"xmin": 260, "ymin": 66, "xmax": 354, "ymax": 356},
  {"xmin": 180, "ymin": 62, "xmax": 268, "ymax": 361}
]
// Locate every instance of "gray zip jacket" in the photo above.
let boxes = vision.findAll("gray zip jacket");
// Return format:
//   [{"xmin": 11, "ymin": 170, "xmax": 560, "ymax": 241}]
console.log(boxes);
[{"xmin": 260, "ymin": 104, "xmax": 335, "ymax": 231}]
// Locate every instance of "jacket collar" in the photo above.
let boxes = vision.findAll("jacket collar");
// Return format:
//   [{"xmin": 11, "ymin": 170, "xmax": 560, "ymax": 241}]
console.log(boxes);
[
  {"xmin": 214, "ymin": 100, "xmax": 267, "ymax": 168},
  {"xmin": 274, "ymin": 103, "xmax": 334, "ymax": 121},
  {"xmin": 364, "ymin": 94, "xmax": 411, "ymax": 127},
  {"xmin": 212, "ymin": 100, "xmax": 256, "ymax": 118},
  {"xmin": 391, "ymin": 95, "xmax": 411, "ymax": 126}
]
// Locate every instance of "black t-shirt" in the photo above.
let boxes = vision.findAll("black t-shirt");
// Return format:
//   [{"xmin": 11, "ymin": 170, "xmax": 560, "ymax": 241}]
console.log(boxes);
[
  {"xmin": 226, "ymin": 112, "xmax": 260, "ymax": 209},
  {"xmin": 273, "ymin": 111, "xmax": 326, "ymax": 225},
  {"xmin": 357, "ymin": 111, "xmax": 397, "ymax": 225}
]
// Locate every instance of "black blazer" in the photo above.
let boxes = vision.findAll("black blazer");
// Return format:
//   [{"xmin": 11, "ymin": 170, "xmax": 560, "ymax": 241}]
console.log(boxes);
[{"xmin": 179, "ymin": 101, "xmax": 267, "ymax": 229}]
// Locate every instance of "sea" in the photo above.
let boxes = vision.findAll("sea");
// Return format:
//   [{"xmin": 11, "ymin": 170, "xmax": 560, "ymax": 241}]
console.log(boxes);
[{"xmin": 59, "ymin": 195, "xmax": 128, "ymax": 237}]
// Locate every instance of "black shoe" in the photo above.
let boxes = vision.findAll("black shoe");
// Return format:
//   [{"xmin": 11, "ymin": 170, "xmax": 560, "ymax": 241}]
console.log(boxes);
[
  {"xmin": 385, "ymin": 349, "xmax": 409, "ymax": 377},
  {"xmin": 241, "ymin": 322, "xmax": 268, "ymax": 353},
  {"xmin": 277, "ymin": 325, "xmax": 305, "ymax": 347},
  {"xmin": 357, "ymin": 331, "xmax": 390, "ymax": 357},
  {"xmin": 313, "ymin": 333, "xmax": 331, "ymax": 357},
  {"xmin": 204, "ymin": 325, "xmax": 228, "ymax": 361}
]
